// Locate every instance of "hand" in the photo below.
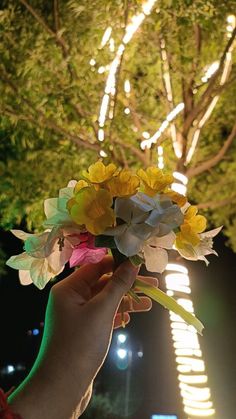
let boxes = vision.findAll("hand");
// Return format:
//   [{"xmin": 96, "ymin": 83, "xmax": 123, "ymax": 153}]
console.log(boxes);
[{"xmin": 9, "ymin": 256, "xmax": 158, "ymax": 419}]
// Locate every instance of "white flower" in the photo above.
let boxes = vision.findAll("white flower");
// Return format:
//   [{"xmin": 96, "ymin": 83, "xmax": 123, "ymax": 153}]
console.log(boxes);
[
  {"xmin": 142, "ymin": 231, "xmax": 176, "ymax": 273},
  {"xmin": 44, "ymin": 180, "xmax": 78, "ymax": 228},
  {"xmin": 104, "ymin": 193, "xmax": 183, "ymax": 257},
  {"xmin": 176, "ymin": 226, "xmax": 222, "ymax": 265},
  {"xmin": 6, "ymin": 225, "xmax": 81, "ymax": 289}
]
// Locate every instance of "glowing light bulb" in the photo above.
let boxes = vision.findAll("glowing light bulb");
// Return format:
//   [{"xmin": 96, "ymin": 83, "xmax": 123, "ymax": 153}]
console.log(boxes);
[
  {"xmin": 124, "ymin": 79, "xmax": 131, "ymax": 94},
  {"xmin": 101, "ymin": 27, "xmax": 112, "ymax": 48}
]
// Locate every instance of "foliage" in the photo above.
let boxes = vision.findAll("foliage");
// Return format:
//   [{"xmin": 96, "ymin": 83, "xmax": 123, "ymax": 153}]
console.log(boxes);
[
  {"xmin": 81, "ymin": 392, "xmax": 122, "ymax": 419},
  {"xmin": 0, "ymin": 0, "xmax": 236, "ymax": 249},
  {"xmin": 0, "ymin": 244, "xmax": 6, "ymax": 277}
]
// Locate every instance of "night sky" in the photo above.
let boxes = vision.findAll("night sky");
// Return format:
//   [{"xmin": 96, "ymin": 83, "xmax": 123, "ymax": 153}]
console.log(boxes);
[{"xmin": 0, "ymin": 230, "xmax": 235, "ymax": 419}]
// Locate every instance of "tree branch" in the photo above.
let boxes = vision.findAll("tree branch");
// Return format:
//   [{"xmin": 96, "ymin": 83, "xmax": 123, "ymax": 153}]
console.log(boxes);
[
  {"xmin": 183, "ymin": 27, "xmax": 236, "ymax": 136},
  {"xmin": 187, "ymin": 121, "xmax": 236, "ymax": 178},
  {"xmin": 0, "ymin": 73, "xmax": 99, "ymax": 152},
  {"xmin": 113, "ymin": 138, "xmax": 148, "ymax": 166},
  {"xmin": 197, "ymin": 195, "xmax": 236, "ymax": 209},
  {"xmin": 53, "ymin": 0, "xmax": 60, "ymax": 33},
  {"xmin": 18, "ymin": 0, "xmax": 77, "ymax": 81},
  {"xmin": 159, "ymin": 35, "xmax": 181, "ymax": 158},
  {"xmin": 19, "ymin": 0, "xmax": 68, "ymax": 54}
]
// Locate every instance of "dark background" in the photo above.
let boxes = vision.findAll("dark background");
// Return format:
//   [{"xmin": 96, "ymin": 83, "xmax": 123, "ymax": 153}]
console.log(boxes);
[{"xmin": 0, "ymin": 230, "xmax": 235, "ymax": 419}]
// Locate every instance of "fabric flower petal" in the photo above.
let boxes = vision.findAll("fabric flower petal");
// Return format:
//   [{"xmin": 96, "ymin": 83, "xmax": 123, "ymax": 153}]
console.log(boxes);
[
  {"xmin": 30, "ymin": 259, "xmax": 52, "ymax": 290},
  {"xmin": 47, "ymin": 241, "xmax": 73, "ymax": 274},
  {"xmin": 19, "ymin": 270, "xmax": 32, "ymax": 285},
  {"xmin": 115, "ymin": 229, "xmax": 144, "ymax": 257},
  {"xmin": 69, "ymin": 247, "xmax": 107, "ymax": 267},
  {"xmin": 11, "ymin": 230, "xmax": 34, "ymax": 241},
  {"xmin": 201, "ymin": 226, "xmax": 223, "ymax": 238},
  {"xmin": 24, "ymin": 232, "xmax": 50, "ymax": 258},
  {"xmin": 6, "ymin": 252, "xmax": 34, "ymax": 270},
  {"xmin": 148, "ymin": 231, "xmax": 176, "ymax": 249},
  {"xmin": 143, "ymin": 246, "xmax": 168, "ymax": 273}
]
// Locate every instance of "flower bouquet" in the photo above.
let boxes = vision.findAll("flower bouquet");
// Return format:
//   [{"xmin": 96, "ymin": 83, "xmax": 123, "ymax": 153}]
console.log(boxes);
[{"xmin": 6, "ymin": 161, "xmax": 221, "ymax": 334}]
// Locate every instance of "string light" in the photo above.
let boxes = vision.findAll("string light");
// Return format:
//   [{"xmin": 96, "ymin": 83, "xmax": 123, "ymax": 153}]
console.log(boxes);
[
  {"xmin": 124, "ymin": 79, "xmax": 131, "ymax": 94},
  {"xmin": 100, "ymin": 26, "xmax": 112, "ymax": 48},
  {"xmin": 201, "ymin": 61, "xmax": 219, "ymax": 83},
  {"xmin": 89, "ymin": 58, "xmax": 96, "ymax": 66},
  {"xmin": 186, "ymin": 15, "xmax": 236, "ymax": 164},
  {"xmin": 140, "ymin": 103, "xmax": 184, "ymax": 150},
  {"xmin": 157, "ymin": 145, "xmax": 164, "ymax": 169},
  {"xmin": 142, "ymin": 131, "xmax": 150, "ymax": 139},
  {"xmin": 109, "ymin": 37, "xmax": 115, "ymax": 52},
  {"xmin": 98, "ymin": 66, "xmax": 106, "ymax": 74},
  {"xmin": 98, "ymin": 0, "xmax": 158, "ymax": 142},
  {"xmin": 98, "ymin": 128, "xmax": 105, "ymax": 142},
  {"xmin": 164, "ymin": 174, "xmax": 216, "ymax": 417},
  {"xmin": 99, "ymin": 149, "xmax": 108, "ymax": 157},
  {"xmin": 140, "ymin": 17, "xmax": 234, "ymax": 158}
]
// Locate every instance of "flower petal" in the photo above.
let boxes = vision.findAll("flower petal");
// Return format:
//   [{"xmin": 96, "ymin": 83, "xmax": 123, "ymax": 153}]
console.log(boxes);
[
  {"xmin": 147, "ymin": 231, "xmax": 176, "ymax": 249},
  {"xmin": 30, "ymin": 259, "xmax": 52, "ymax": 290},
  {"xmin": 24, "ymin": 232, "xmax": 50, "ymax": 258},
  {"xmin": 115, "ymin": 229, "xmax": 144, "ymax": 257},
  {"xmin": 59, "ymin": 186, "xmax": 76, "ymax": 199},
  {"xmin": 44, "ymin": 198, "xmax": 59, "ymax": 219},
  {"xmin": 47, "ymin": 240, "xmax": 73, "ymax": 273},
  {"xmin": 104, "ymin": 224, "xmax": 127, "ymax": 236},
  {"xmin": 11, "ymin": 230, "xmax": 34, "ymax": 241},
  {"xmin": 143, "ymin": 246, "xmax": 168, "ymax": 273},
  {"xmin": 6, "ymin": 252, "xmax": 34, "ymax": 270},
  {"xmin": 19, "ymin": 270, "xmax": 32, "ymax": 285},
  {"xmin": 201, "ymin": 226, "xmax": 223, "ymax": 238},
  {"xmin": 69, "ymin": 247, "xmax": 107, "ymax": 267},
  {"xmin": 67, "ymin": 179, "xmax": 77, "ymax": 188}
]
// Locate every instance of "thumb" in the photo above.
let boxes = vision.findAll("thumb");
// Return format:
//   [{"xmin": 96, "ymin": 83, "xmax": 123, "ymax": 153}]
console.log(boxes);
[{"xmin": 100, "ymin": 260, "xmax": 140, "ymax": 309}]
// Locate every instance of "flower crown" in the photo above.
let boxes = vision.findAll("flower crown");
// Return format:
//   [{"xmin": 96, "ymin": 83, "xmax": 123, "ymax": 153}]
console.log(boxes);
[{"xmin": 6, "ymin": 161, "xmax": 221, "ymax": 334}]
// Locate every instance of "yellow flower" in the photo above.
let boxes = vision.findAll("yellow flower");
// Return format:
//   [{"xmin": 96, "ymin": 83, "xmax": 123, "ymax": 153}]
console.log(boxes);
[
  {"xmin": 74, "ymin": 180, "xmax": 89, "ymax": 193},
  {"xmin": 164, "ymin": 189, "xmax": 187, "ymax": 207},
  {"xmin": 137, "ymin": 167, "xmax": 174, "ymax": 197},
  {"xmin": 175, "ymin": 205, "xmax": 207, "ymax": 249},
  {"xmin": 106, "ymin": 169, "xmax": 140, "ymax": 197},
  {"xmin": 82, "ymin": 161, "xmax": 119, "ymax": 185},
  {"xmin": 67, "ymin": 187, "xmax": 115, "ymax": 235}
]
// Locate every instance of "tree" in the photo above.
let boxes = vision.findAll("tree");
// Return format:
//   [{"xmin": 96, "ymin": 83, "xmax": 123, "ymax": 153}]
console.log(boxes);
[
  {"xmin": 1, "ymin": 0, "xmax": 236, "ymax": 251},
  {"xmin": 81, "ymin": 391, "xmax": 122, "ymax": 419}
]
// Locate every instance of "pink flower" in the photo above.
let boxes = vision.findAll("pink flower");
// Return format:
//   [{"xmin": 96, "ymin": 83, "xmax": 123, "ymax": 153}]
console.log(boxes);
[{"xmin": 69, "ymin": 233, "xmax": 107, "ymax": 267}]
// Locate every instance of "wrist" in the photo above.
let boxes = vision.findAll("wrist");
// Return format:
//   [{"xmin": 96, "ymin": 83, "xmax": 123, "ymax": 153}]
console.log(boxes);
[{"xmin": 8, "ymin": 353, "xmax": 89, "ymax": 419}]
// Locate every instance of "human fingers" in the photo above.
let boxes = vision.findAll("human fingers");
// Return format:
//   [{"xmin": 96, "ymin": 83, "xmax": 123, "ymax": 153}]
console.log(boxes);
[
  {"xmin": 117, "ymin": 296, "xmax": 152, "ymax": 313},
  {"xmin": 55, "ymin": 256, "xmax": 114, "ymax": 298},
  {"xmin": 98, "ymin": 260, "xmax": 140, "ymax": 310},
  {"xmin": 113, "ymin": 312, "xmax": 130, "ymax": 329},
  {"xmin": 91, "ymin": 274, "xmax": 158, "ymax": 299},
  {"xmin": 90, "ymin": 273, "xmax": 112, "ymax": 296},
  {"xmin": 136, "ymin": 275, "xmax": 159, "ymax": 288}
]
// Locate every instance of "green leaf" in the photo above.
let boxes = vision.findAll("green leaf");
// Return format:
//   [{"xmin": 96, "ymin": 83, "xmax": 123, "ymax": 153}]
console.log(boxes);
[
  {"xmin": 134, "ymin": 279, "xmax": 204, "ymax": 335},
  {"xmin": 129, "ymin": 254, "xmax": 144, "ymax": 266},
  {"xmin": 127, "ymin": 289, "xmax": 141, "ymax": 303},
  {"xmin": 95, "ymin": 235, "xmax": 116, "ymax": 248}
]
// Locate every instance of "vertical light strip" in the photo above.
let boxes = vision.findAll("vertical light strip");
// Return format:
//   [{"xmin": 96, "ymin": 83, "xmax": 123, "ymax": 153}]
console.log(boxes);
[
  {"xmin": 159, "ymin": 36, "xmax": 181, "ymax": 158},
  {"xmin": 164, "ymin": 172, "xmax": 216, "ymax": 417},
  {"xmin": 98, "ymin": 0, "xmax": 158, "ymax": 142}
]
